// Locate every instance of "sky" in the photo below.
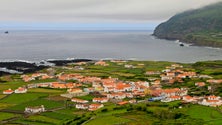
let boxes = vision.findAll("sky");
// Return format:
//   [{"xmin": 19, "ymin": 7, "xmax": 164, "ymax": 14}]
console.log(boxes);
[{"xmin": 0, "ymin": 0, "xmax": 222, "ymax": 30}]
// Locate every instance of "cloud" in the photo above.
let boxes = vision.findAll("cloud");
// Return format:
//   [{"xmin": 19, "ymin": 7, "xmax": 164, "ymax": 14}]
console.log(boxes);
[{"xmin": 0, "ymin": 0, "xmax": 221, "ymax": 23}]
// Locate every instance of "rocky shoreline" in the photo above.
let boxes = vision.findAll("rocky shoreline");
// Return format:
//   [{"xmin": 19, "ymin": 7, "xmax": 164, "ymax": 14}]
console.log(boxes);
[
  {"xmin": 152, "ymin": 33, "xmax": 222, "ymax": 48},
  {"xmin": 47, "ymin": 59, "xmax": 92, "ymax": 66},
  {"xmin": 0, "ymin": 59, "xmax": 93, "ymax": 76}
]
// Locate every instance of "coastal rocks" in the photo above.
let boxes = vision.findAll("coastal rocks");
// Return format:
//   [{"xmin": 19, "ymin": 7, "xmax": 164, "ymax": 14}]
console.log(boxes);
[
  {"xmin": 47, "ymin": 59, "xmax": 92, "ymax": 66},
  {"xmin": 0, "ymin": 59, "xmax": 93, "ymax": 76},
  {"xmin": 0, "ymin": 61, "xmax": 48, "ymax": 76}
]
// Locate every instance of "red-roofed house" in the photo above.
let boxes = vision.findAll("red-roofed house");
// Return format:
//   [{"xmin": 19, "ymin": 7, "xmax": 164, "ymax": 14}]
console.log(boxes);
[
  {"xmin": 92, "ymin": 98, "xmax": 109, "ymax": 103},
  {"xmin": 95, "ymin": 60, "xmax": 109, "ymax": 66},
  {"xmin": 199, "ymin": 96, "xmax": 222, "ymax": 107},
  {"xmin": 207, "ymin": 79, "xmax": 222, "ymax": 84},
  {"xmin": 71, "ymin": 98, "xmax": 89, "ymax": 103},
  {"xmin": 76, "ymin": 104, "xmax": 88, "ymax": 110},
  {"xmin": 51, "ymin": 82, "xmax": 66, "ymax": 89},
  {"xmin": 118, "ymin": 101, "xmax": 129, "ymax": 105},
  {"xmin": 89, "ymin": 104, "xmax": 104, "ymax": 111},
  {"xmin": 182, "ymin": 95, "xmax": 195, "ymax": 103},
  {"xmin": 195, "ymin": 82, "xmax": 206, "ymax": 87},
  {"xmin": 15, "ymin": 87, "xmax": 27, "ymax": 93},
  {"xmin": 3, "ymin": 89, "xmax": 14, "ymax": 94},
  {"xmin": 67, "ymin": 88, "xmax": 83, "ymax": 94},
  {"xmin": 107, "ymin": 93, "xmax": 126, "ymax": 99}
]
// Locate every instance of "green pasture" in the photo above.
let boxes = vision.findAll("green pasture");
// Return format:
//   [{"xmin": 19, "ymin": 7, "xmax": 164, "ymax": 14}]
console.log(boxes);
[
  {"xmin": 0, "ymin": 93, "xmax": 48, "ymax": 104},
  {"xmin": 0, "ymin": 112, "xmax": 19, "ymax": 121},
  {"xmin": 9, "ymin": 98, "xmax": 63, "ymax": 111}
]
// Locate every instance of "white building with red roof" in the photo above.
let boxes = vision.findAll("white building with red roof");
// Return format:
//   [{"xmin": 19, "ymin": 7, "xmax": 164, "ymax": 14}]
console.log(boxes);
[
  {"xmin": 92, "ymin": 97, "xmax": 109, "ymax": 103},
  {"xmin": 71, "ymin": 98, "xmax": 89, "ymax": 103},
  {"xmin": 198, "ymin": 95, "xmax": 222, "ymax": 107},
  {"xmin": 3, "ymin": 89, "xmax": 14, "ymax": 94},
  {"xmin": 14, "ymin": 87, "xmax": 27, "ymax": 93},
  {"xmin": 76, "ymin": 104, "xmax": 88, "ymax": 110},
  {"xmin": 89, "ymin": 104, "xmax": 104, "ymax": 111}
]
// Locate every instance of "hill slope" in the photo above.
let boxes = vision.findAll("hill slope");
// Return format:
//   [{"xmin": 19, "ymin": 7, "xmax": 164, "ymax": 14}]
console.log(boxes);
[{"xmin": 153, "ymin": 2, "xmax": 222, "ymax": 47}]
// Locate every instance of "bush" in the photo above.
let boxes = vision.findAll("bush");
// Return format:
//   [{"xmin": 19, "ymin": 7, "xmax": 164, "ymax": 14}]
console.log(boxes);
[{"xmin": 101, "ymin": 108, "xmax": 108, "ymax": 112}]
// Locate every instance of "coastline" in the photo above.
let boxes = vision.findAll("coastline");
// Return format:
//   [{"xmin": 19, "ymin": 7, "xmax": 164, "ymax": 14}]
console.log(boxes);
[
  {"xmin": 0, "ymin": 59, "xmax": 93, "ymax": 76},
  {"xmin": 152, "ymin": 33, "xmax": 222, "ymax": 49},
  {"xmin": 1, "ymin": 58, "xmax": 222, "ymax": 77}
]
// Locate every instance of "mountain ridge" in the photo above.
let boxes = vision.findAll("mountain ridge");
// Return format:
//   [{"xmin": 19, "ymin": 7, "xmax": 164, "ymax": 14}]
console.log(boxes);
[{"xmin": 153, "ymin": 2, "xmax": 222, "ymax": 48}]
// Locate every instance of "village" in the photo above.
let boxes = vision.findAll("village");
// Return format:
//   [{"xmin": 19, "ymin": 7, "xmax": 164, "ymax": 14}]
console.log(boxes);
[{"xmin": 3, "ymin": 60, "xmax": 222, "ymax": 114}]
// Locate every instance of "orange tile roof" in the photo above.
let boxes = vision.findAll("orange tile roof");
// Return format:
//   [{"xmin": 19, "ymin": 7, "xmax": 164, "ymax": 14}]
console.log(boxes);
[
  {"xmin": 3, "ymin": 89, "xmax": 13, "ymax": 93},
  {"xmin": 118, "ymin": 101, "xmax": 129, "ymax": 105}
]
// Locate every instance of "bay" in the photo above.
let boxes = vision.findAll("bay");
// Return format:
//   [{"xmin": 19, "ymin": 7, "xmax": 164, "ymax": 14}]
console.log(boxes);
[{"xmin": 0, "ymin": 30, "xmax": 222, "ymax": 63}]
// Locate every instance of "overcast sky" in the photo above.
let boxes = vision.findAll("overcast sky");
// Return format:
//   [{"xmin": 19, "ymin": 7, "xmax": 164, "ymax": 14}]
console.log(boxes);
[{"xmin": 0, "ymin": 0, "xmax": 222, "ymax": 30}]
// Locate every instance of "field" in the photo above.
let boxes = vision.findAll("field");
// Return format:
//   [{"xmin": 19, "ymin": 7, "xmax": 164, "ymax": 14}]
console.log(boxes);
[
  {"xmin": 186, "ymin": 105, "xmax": 222, "ymax": 125},
  {"xmin": 9, "ymin": 98, "xmax": 64, "ymax": 110},
  {"xmin": 86, "ymin": 115, "xmax": 130, "ymax": 125},
  {"xmin": 0, "ymin": 93, "xmax": 48, "ymax": 105},
  {"xmin": 0, "ymin": 112, "xmax": 18, "ymax": 121}
]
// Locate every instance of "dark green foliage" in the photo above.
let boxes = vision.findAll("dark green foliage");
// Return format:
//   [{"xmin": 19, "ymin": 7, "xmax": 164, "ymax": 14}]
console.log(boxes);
[{"xmin": 101, "ymin": 108, "xmax": 108, "ymax": 112}]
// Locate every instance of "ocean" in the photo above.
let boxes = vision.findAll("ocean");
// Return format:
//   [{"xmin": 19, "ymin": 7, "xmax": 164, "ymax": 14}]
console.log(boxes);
[{"xmin": 0, "ymin": 30, "xmax": 222, "ymax": 63}]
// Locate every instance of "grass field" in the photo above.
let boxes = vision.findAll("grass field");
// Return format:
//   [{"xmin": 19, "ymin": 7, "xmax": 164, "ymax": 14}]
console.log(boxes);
[
  {"xmin": 27, "ymin": 115, "xmax": 61, "ymax": 124},
  {"xmin": 9, "ymin": 98, "xmax": 64, "ymax": 111},
  {"xmin": 86, "ymin": 115, "xmax": 130, "ymax": 125},
  {"xmin": 0, "ymin": 81, "xmax": 26, "ymax": 91},
  {"xmin": 0, "ymin": 94, "xmax": 7, "ymax": 100},
  {"xmin": 0, "ymin": 112, "xmax": 18, "ymax": 121},
  {"xmin": 186, "ymin": 105, "xmax": 222, "ymax": 125},
  {"xmin": 28, "ymin": 88, "xmax": 65, "ymax": 93},
  {"xmin": 14, "ymin": 115, "xmax": 61, "ymax": 125},
  {"xmin": 0, "ymin": 93, "xmax": 48, "ymax": 104},
  {"xmin": 0, "ymin": 103, "xmax": 15, "ymax": 110},
  {"xmin": 41, "ymin": 111, "xmax": 76, "ymax": 120}
]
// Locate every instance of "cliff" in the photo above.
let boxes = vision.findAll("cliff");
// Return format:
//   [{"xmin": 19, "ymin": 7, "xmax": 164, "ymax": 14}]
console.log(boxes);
[{"xmin": 153, "ymin": 2, "xmax": 222, "ymax": 47}]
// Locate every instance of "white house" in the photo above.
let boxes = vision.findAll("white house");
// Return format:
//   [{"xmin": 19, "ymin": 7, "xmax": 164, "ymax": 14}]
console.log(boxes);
[
  {"xmin": 76, "ymin": 104, "xmax": 89, "ymax": 110},
  {"xmin": 71, "ymin": 98, "xmax": 89, "ymax": 103},
  {"xmin": 24, "ymin": 105, "xmax": 45, "ymax": 114},
  {"xmin": 199, "ymin": 99, "xmax": 222, "ymax": 107},
  {"xmin": 107, "ymin": 93, "xmax": 126, "ymax": 99},
  {"xmin": 198, "ymin": 96, "xmax": 222, "ymax": 107},
  {"xmin": 89, "ymin": 104, "xmax": 104, "ymax": 111},
  {"xmin": 92, "ymin": 98, "xmax": 109, "ymax": 103},
  {"xmin": 3, "ymin": 89, "xmax": 14, "ymax": 94},
  {"xmin": 14, "ymin": 87, "xmax": 27, "ymax": 93}
]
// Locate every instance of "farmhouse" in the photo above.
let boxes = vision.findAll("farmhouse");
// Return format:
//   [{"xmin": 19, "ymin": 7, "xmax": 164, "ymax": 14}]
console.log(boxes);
[
  {"xmin": 3, "ymin": 89, "xmax": 14, "ymax": 94},
  {"xmin": 71, "ymin": 98, "xmax": 89, "ymax": 103},
  {"xmin": 95, "ymin": 60, "xmax": 109, "ymax": 66},
  {"xmin": 24, "ymin": 105, "xmax": 45, "ymax": 114},
  {"xmin": 14, "ymin": 87, "xmax": 27, "ymax": 93},
  {"xmin": 76, "ymin": 104, "xmax": 88, "ymax": 110},
  {"xmin": 67, "ymin": 88, "xmax": 83, "ymax": 94},
  {"xmin": 195, "ymin": 82, "xmax": 206, "ymax": 87},
  {"xmin": 92, "ymin": 97, "xmax": 109, "ymax": 103},
  {"xmin": 89, "ymin": 104, "xmax": 104, "ymax": 111}
]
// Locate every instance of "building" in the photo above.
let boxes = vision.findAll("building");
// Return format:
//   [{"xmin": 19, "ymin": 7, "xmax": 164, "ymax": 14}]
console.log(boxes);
[
  {"xmin": 3, "ymin": 89, "xmax": 14, "ymax": 94},
  {"xmin": 67, "ymin": 88, "xmax": 83, "ymax": 94},
  {"xmin": 14, "ymin": 87, "xmax": 27, "ymax": 93},
  {"xmin": 76, "ymin": 104, "xmax": 89, "ymax": 110},
  {"xmin": 89, "ymin": 104, "xmax": 104, "ymax": 111},
  {"xmin": 92, "ymin": 98, "xmax": 109, "ymax": 103},
  {"xmin": 24, "ymin": 105, "xmax": 45, "ymax": 114},
  {"xmin": 71, "ymin": 98, "xmax": 89, "ymax": 103}
]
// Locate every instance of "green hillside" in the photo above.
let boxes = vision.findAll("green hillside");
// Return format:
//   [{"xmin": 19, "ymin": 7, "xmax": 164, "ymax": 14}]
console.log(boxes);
[{"xmin": 153, "ymin": 2, "xmax": 222, "ymax": 47}]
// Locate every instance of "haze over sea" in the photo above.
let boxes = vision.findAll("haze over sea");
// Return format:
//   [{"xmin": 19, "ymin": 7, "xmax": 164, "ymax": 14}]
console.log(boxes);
[{"xmin": 0, "ymin": 30, "xmax": 222, "ymax": 63}]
